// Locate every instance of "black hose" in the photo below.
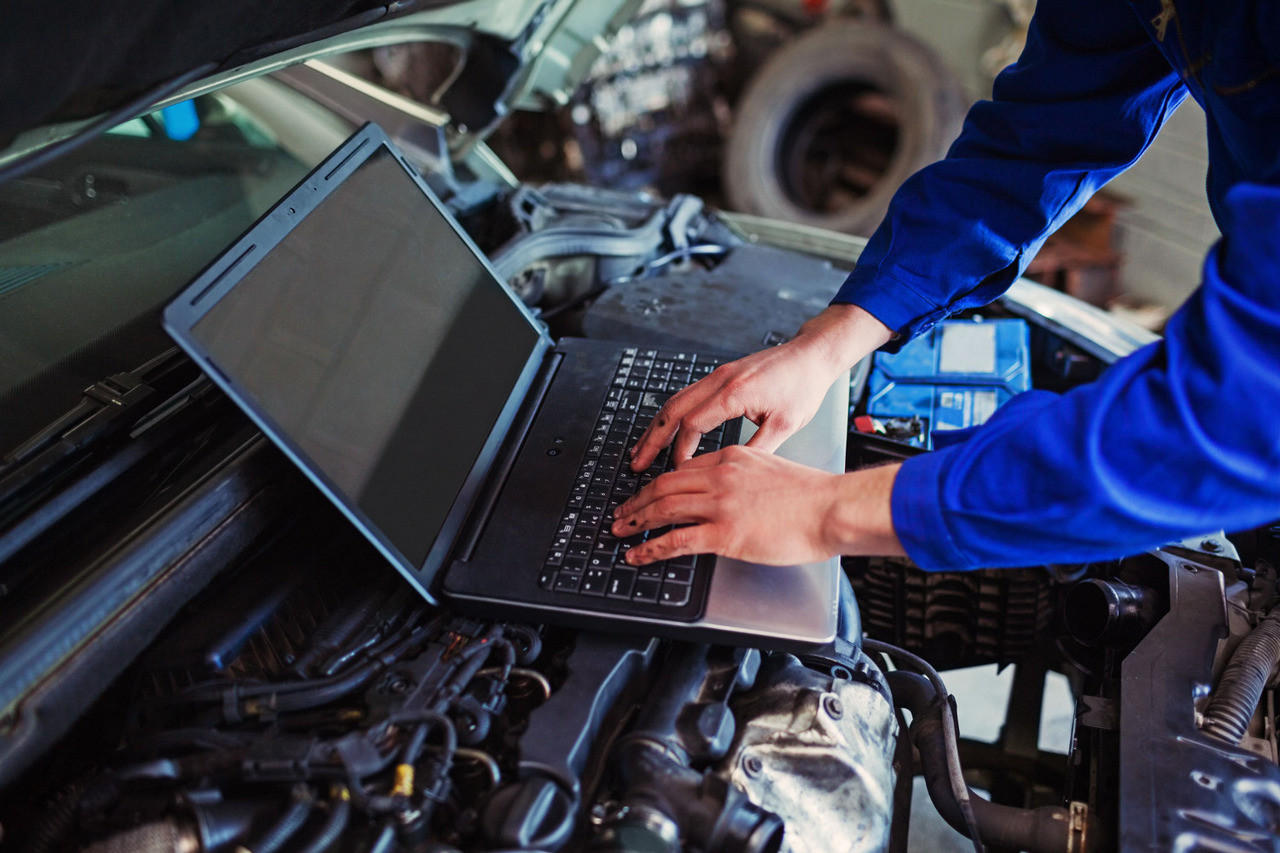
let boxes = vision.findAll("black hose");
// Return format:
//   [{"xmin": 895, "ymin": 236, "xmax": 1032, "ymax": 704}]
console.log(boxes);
[
  {"xmin": 887, "ymin": 671, "xmax": 1090, "ymax": 853},
  {"xmin": 174, "ymin": 620, "xmax": 432, "ymax": 718},
  {"xmin": 249, "ymin": 786, "xmax": 314, "ymax": 853},
  {"xmin": 1203, "ymin": 610, "xmax": 1280, "ymax": 744},
  {"xmin": 863, "ymin": 638, "xmax": 982, "ymax": 853},
  {"xmin": 291, "ymin": 584, "xmax": 395, "ymax": 677},
  {"xmin": 294, "ymin": 795, "xmax": 352, "ymax": 853},
  {"xmin": 390, "ymin": 710, "xmax": 458, "ymax": 764}
]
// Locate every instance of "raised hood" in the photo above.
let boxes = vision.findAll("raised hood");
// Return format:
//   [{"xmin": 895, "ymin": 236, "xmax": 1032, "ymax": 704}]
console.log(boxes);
[{"xmin": 0, "ymin": 0, "xmax": 642, "ymax": 164}]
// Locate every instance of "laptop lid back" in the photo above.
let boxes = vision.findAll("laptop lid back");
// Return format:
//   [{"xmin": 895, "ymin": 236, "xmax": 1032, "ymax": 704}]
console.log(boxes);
[{"xmin": 164, "ymin": 124, "xmax": 551, "ymax": 602}]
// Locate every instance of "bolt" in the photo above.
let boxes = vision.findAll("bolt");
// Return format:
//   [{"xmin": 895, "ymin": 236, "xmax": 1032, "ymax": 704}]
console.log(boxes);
[
  {"xmin": 743, "ymin": 754, "xmax": 763, "ymax": 777},
  {"xmin": 830, "ymin": 665, "xmax": 852, "ymax": 681},
  {"xmin": 822, "ymin": 694, "xmax": 844, "ymax": 720},
  {"xmin": 1201, "ymin": 539, "xmax": 1221, "ymax": 552}
]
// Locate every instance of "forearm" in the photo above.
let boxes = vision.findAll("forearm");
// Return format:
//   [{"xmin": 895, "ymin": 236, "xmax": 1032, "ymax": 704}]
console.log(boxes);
[
  {"xmin": 821, "ymin": 463, "xmax": 906, "ymax": 558},
  {"xmin": 788, "ymin": 303, "xmax": 893, "ymax": 373}
]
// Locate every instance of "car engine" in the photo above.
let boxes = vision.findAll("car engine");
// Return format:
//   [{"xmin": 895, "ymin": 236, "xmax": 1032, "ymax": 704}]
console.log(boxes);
[{"xmin": 1, "ymin": 178, "xmax": 1279, "ymax": 853}]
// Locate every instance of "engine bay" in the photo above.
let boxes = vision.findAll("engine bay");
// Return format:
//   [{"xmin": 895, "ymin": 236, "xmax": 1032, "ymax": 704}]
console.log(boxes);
[{"xmin": 1, "ymin": 182, "xmax": 1279, "ymax": 853}]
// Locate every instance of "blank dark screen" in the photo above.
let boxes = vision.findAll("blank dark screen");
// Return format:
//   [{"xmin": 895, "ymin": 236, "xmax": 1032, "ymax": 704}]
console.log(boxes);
[{"xmin": 191, "ymin": 147, "xmax": 541, "ymax": 566}]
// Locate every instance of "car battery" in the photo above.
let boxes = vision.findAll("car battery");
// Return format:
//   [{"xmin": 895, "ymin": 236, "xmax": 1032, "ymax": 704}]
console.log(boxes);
[{"xmin": 865, "ymin": 318, "xmax": 1030, "ymax": 449}]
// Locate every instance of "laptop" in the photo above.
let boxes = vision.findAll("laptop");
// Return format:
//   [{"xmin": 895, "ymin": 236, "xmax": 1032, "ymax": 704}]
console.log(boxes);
[{"xmin": 164, "ymin": 123, "xmax": 844, "ymax": 651}]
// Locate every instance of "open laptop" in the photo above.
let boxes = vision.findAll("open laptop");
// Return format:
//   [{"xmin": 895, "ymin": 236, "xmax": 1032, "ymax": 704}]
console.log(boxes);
[{"xmin": 164, "ymin": 123, "xmax": 844, "ymax": 651}]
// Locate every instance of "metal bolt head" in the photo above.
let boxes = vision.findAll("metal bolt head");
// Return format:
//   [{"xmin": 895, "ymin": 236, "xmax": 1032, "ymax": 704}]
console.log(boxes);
[
  {"xmin": 743, "ymin": 754, "xmax": 763, "ymax": 777},
  {"xmin": 822, "ymin": 694, "xmax": 844, "ymax": 720},
  {"xmin": 1201, "ymin": 539, "xmax": 1221, "ymax": 552}
]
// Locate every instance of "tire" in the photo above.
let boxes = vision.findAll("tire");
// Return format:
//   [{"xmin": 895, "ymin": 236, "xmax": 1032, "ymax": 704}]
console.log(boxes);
[{"xmin": 723, "ymin": 20, "xmax": 967, "ymax": 236}]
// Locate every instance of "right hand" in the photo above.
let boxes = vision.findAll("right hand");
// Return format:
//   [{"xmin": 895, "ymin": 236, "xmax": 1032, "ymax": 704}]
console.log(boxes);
[{"xmin": 628, "ymin": 304, "xmax": 893, "ymax": 471}]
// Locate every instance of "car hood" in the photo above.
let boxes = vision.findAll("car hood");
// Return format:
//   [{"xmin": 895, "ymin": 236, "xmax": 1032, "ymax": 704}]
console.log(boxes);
[{"xmin": 0, "ymin": 0, "xmax": 641, "ymax": 162}]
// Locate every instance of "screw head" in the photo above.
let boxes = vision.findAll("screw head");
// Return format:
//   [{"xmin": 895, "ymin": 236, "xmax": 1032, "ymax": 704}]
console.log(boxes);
[
  {"xmin": 822, "ymin": 694, "xmax": 844, "ymax": 720},
  {"xmin": 743, "ymin": 754, "xmax": 763, "ymax": 777},
  {"xmin": 1201, "ymin": 539, "xmax": 1221, "ymax": 552}
]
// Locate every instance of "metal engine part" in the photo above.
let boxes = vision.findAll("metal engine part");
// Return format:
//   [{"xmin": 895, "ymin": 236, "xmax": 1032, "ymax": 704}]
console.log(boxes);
[
  {"xmin": 718, "ymin": 653, "xmax": 898, "ymax": 853},
  {"xmin": 569, "ymin": 0, "xmax": 731, "ymax": 195},
  {"xmin": 847, "ymin": 556, "xmax": 1055, "ymax": 668}
]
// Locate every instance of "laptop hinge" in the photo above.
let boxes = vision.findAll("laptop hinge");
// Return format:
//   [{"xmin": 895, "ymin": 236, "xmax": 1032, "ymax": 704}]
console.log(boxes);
[{"xmin": 454, "ymin": 351, "xmax": 564, "ymax": 561}]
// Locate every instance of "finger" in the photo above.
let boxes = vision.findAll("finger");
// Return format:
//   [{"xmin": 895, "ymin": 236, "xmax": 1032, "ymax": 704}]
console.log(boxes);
[
  {"xmin": 625, "ymin": 522, "xmax": 719, "ymax": 566},
  {"xmin": 630, "ymin": 382, "xmax": 715, "ymax": 471},
  {"xmin": 671, "ymin": 423, "xmax": 704, "ymax": 466},
  {"xmin": 672, "ymin": 448, "xmax": 726, "ymax": 471},
  {"xmin": 616, "ymin": 494, "xmax": 718, "ymax": 539},
  {"xmin": 669, "ymin": 389, "xmax": 745, "ymax": 464},
  {"xmin": 613, "ymin": 469, "xmax": 712, "ymax": 527},
  {"xmin": 743, "ymin": 415, "xmax": 798, "ymax": 454}
]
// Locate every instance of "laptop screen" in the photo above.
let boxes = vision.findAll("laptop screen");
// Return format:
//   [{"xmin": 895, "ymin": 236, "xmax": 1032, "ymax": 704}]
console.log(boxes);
[{"xmin": 189, "ymin": 145, "xmax": 542, "ymax": 567}]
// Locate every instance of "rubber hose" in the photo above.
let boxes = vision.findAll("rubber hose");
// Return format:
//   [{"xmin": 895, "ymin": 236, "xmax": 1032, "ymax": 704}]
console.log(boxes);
[
  {"xmin": 1203, "ymin": 611, "xmax": 1280, "ymax": 744},
  {"xmin": 887, "ymin": 671, "xmax": 1086, "ymax": 853},
  {"xmin": 492, "ymin": 205, "xmax": 668, "ymax": 281},
  {"xmin": 291, "ymin": 584, "xmax": 393, "ymax": 676},
  {"xmin": 294, "ymin": 796, "xmax": 351, "ymax": 853},
  {"xmin": 249, "ymin": 787, "xmax": 314, "ymax": 853}
]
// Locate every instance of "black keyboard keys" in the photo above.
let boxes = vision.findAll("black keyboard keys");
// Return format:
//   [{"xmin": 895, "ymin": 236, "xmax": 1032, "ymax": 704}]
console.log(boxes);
[{"xmin": 539, "ymin": 347, "xmax": 728, "ymax": 610}]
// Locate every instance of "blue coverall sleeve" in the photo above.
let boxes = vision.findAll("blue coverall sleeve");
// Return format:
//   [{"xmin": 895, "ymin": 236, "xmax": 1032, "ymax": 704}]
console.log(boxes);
[
  {"xmin": 827, "ymin": 0, "xmax": 1280, "ymax": 569},
  {"xmin": 895, "ymin": 185, "xmax": 1280, "ymax": 569},
  {"xmin": 831, "ymin": 0, "xmax": 1186, "ymax": 345}
]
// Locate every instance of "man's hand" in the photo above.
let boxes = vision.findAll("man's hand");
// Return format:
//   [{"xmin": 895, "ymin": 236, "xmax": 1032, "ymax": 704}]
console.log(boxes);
[
  {"xmin": 628, "ymin": 304, "xmax": 893, "ymax": 471},
  {"xmin": 611, "ymin": 445, "xmax": 906, "ymax": 566}
]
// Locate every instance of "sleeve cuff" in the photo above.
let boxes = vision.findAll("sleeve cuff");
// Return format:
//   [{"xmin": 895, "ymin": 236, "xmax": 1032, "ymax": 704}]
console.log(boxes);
[
  {"xmin": 831, "ymin": 265, "xmax": 946, "ymax": 352},
  {"xmin": 890, "ymin": 448, "xmax": 974, "ymax": 571}
]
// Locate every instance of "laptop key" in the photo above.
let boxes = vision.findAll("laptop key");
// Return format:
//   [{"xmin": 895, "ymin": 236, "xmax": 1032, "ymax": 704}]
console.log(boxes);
[
  {"xmin": 554, "ymin": 572, "xmax": 582, "ymax": 593},
  {"xmin": 659, "ymin": 583, "xmax": 692, "ymax": 607},
  {"xmin": 663, "ymin": 565, "xmax": 694, "ymax": 585},
  {"xmin": 581, "ymin": 569, "xmax": 609, "ymax": 595},
  {"xmin": 632, "ymin": 578, "xmax": 661, "ymax": 603},
  {"xmin": 607, "ymin": 569, "xmax": 636, "ymax": 598}
]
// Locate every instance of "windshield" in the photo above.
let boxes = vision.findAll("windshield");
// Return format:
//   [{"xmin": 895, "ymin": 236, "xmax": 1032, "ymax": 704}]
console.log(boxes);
[{"xmin": 0, "ymin": 77, "xmax": 356, "ymax": 456}]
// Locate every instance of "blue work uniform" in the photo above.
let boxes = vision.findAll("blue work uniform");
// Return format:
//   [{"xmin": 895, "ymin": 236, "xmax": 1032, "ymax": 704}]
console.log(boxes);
[{"xmin": 832, "ymin": 0, "xmax": 1280, "ymax": 570}]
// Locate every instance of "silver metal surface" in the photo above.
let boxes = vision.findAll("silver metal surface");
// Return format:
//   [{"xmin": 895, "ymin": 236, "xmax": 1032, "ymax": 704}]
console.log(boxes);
[
  {"xmin": 719, "ymin": 656, "xmax": 898, "ymax": 853},
  {"xmin": 699, "ymin": 373, "xmax": 848, "ymax": 647},
  {"xmin": 719, "ymin": 210, "xmax": 1161, "ymax": 364},
  {"xmin": 1000, "ymin": 278, "xmax": 1159, "ymax": 363}
]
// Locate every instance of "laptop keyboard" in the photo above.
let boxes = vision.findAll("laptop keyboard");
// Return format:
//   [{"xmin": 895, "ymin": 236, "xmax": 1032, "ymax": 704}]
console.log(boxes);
[{"xmin": 539, "ymin": 347, "xmax": 737, "ymax": 608}]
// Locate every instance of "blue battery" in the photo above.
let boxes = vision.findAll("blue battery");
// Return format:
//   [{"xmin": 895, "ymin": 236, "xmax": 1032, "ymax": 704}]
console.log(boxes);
[{"xmin": 866, "ymin": 318, "xmax": 1030, "ymax": 449}]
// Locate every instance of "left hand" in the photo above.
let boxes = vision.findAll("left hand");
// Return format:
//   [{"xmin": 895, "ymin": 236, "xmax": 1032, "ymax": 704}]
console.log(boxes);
[{"xmin": 610, "ymin": 445, "xmax": 905, "ymax": 566}]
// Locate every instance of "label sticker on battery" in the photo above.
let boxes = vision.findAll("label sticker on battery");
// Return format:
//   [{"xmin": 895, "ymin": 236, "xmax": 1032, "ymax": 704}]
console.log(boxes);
[
  {"xmin": 972, "ymin": 390, "xmax": 998, "ymax": 425},
  {"xmin": 939, "ymin": 322, "xmax": 997, "ymax": 375}
]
